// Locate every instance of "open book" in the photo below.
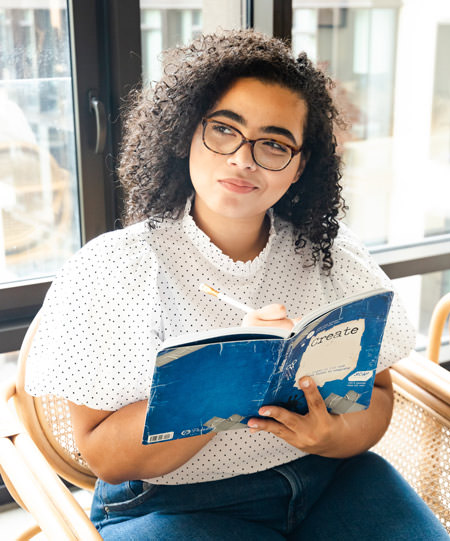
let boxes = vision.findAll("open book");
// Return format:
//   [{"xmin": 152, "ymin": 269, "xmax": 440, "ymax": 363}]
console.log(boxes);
[{"xmin": 142, "ymin": 288, "xmax": 394, "ymax": 444}]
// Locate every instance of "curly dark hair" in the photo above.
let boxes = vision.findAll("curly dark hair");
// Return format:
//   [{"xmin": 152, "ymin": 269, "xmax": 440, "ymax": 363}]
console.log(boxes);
[{"xmin": 119, "ymin": 29, "xmax": 346, "ymax": 270}]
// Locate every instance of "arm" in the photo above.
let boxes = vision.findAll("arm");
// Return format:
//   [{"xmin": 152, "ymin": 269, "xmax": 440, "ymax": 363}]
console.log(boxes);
[
  {"xmin": 68, "ymin": 305, "xmax": 293, "ymax": 484},
  {"xmin": 68, "ymin": 400, "xmax": 215, "ymax": 484}
]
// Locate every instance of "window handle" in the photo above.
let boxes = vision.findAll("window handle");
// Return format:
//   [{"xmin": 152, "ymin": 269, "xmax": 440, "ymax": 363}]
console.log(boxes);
[{"xmin": 89, "ymin": 91, "xmax": 107, "ymax": 154}]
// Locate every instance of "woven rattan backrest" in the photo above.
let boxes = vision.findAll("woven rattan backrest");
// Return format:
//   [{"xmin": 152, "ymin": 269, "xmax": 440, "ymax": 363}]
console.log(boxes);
[
  {"xmin": 374, "ymin": 381, "xmax": 450, "ymax": 533},
  {"xmin": 14, "ymin": 311, "xmax": 97, "ymax": 491}
]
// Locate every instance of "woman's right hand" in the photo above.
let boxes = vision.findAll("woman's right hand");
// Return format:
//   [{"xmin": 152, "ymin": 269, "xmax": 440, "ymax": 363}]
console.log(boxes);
[{"xmin": 242, "ymin": 304, "xmax": 300, "ymax": 331}]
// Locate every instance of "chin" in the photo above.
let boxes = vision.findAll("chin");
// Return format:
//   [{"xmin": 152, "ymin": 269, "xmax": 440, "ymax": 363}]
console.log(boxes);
[{"xmin": 214, "ymin": 198, "xmax": 260, "ymax": 216}]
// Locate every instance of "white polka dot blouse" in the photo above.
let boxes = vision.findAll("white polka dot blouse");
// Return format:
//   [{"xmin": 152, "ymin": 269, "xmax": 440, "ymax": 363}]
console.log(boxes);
[{"xmin": 25, "ymin": 198, "xmax": 416, "ymax": 485}]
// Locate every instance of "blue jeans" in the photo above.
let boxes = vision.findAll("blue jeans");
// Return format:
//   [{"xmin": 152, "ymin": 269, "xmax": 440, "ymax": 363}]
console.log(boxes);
[{"xmin": 91, "ymin": 452, "xmax": 449, "ymax": 540}]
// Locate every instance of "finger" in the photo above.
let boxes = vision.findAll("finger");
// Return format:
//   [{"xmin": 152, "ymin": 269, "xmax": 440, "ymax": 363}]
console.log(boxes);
[
  {"xmin": 299, "ymin": 377, "xmax": 329, "ymax": 417},
  {"xmin": 248, "ymin": 415, "xmax": 295, "ymax": 439},
  {"xmin": 255, "ymin": 405, "xmax": 305, "ymax": 433}
]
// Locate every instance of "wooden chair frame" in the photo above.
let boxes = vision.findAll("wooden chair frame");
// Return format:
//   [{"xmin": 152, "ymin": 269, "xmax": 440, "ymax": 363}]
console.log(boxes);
[{"xmin": 0, "ymin": 313, "xmax": 100, "ymax": 540}]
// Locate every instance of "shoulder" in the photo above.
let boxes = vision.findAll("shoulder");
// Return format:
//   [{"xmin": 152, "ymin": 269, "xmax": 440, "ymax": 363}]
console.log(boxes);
[
  {"xmin": 48, "ymin": 217, "xmax": 187, "ymax": 300},
  {"xmin": 333, "ymin": 221, "xmax": 365, "ymax": 248},
  {"xmin": 77, "ymin": 220, "xmax": 152, "ymax": 259},
  {"xmin": 42, "ymin": 221, "xmax": 169, "ymax": 308},
  {"xmin": 60, "ymin": 220, "xmax": 165, "ymax": 278},
  {"xmin": 326, "ymin": 221, "xmax": 394, "ymax": 297},
  {"xmin": 330, "ymin": 222, "xmax": 373, "ymax": 270}
]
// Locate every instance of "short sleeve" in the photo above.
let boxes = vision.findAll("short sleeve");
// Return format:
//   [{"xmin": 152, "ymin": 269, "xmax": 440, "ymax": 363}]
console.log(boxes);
[
  {"xmin": 25, "ymin": 227, "xmax": 163, "ymax": 410},
  {"xmin": 326, "ymin": 223, "xmax": 416, "ymax": 371}
]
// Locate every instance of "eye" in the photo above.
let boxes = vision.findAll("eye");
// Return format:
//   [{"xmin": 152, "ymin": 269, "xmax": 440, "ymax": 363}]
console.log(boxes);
[
  {"xmin": 260, "ymin": 140, "xmax": 290, "ymax": 155},
  {"xmin": 210, "ymin": 122, "xmax": 237, "ymax": 136}
]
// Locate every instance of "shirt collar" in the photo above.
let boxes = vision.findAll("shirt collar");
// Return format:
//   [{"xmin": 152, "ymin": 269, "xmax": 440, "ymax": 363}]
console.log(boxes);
[{"xmin": 181, "ymin": 196, "xmax": 277, "ymax": 277}]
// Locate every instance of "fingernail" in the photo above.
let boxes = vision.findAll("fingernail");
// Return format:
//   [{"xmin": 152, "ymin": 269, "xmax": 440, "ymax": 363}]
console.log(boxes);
[
  {"xmin": 248, "ymin": 420, "xmax": 259, "ymax": 428},
  {"xmin": 301, "ymin": 378, "xmax": 310, "ymax": 389},
  {"xmin": 260, "ymin": 409, "xmax": 271, "ymax": 416}
]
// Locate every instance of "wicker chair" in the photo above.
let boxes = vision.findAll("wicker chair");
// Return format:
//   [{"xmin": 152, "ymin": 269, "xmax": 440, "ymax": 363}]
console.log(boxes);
[
  {"xmin": 0, "ymin": 312, "xmax": 100, "ymax": 540},
  {"xmin": 1, "ymin": 299, "xmax": 450, "ymax": 539}
]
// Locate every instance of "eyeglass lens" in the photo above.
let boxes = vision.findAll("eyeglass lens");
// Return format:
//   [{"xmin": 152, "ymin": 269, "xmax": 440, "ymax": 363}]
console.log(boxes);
[{"xmin": 204, "ymin": 120, "xmax": 293, "ymax": 171}]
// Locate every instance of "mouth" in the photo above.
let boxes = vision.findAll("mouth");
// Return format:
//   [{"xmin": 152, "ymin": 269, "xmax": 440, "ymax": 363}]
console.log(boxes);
[{"xmin": 218, "ymin": 178, "xmax": 258, "ymax": 194}]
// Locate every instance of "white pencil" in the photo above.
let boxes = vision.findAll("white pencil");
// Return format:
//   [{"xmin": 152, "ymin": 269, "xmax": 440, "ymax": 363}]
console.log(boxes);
[{"xmin": 199, "ymin": 283, "xmax": 254, "ymax": 314}]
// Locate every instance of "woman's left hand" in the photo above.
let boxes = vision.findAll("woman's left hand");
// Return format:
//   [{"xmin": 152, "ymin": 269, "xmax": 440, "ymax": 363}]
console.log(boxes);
[
  {"xmin": 247, "ymin": 376, "xmax": 344, "ymax": 455},
  {"xmin": 248, "ymin": 369, "xmax": 394, "ymax": 458}
]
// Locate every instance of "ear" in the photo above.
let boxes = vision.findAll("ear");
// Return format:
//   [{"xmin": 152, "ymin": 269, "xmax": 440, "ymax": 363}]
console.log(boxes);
[{"xmin": 291, "ymin": 151, "xmax": 309, "ymax": 184}]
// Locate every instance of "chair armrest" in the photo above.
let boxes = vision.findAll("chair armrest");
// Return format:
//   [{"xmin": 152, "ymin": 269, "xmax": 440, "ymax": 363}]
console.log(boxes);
[
  {"xmin": 390, "ymin": 351, "xmax": 450, "ymax": 424},
  {"xmin": 0, "ymin": 379, "xmax": 102, "ymax": 540}
]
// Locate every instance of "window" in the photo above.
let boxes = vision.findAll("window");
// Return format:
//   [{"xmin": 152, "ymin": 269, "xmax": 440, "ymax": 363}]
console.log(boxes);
[
  {"xmin": 140, "ymin": 3, "xmax": 202, "ymax": 84},
  {"xmin": 0, "ymin": 0, "xmax": 254, "ymax": 352},
  {"xmin": 1, "ymin": 0, "xmax": 447, "ymax": 351},
  {"xmin": 0, "ymin": 6, "xmax": 80, "ymax": 284},
  {"xmin": 0, "ymin": 1, "xmax": 142, "ymax": 353},
  {"xmin": 140, "ymin": 0, "xmax": 253, "ymax": 84},
  {"xmin": 291, "ymin": 0, "xmax": 450, "ymax": 355}
]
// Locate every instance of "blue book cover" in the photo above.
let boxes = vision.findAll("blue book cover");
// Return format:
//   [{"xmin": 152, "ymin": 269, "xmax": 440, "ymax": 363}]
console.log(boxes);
[{"xmin": 143, "ymin": 288, "xmax": 393, "ymax": 444}]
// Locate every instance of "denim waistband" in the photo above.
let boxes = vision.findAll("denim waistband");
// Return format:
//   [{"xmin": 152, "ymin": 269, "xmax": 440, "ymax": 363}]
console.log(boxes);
[{"xmin": 91, "ymin": 454, "xmax": 343, "ymax": 536}]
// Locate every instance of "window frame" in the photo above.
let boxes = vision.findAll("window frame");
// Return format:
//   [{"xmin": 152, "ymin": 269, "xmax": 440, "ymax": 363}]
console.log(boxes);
[{"xmin": 0, "ymin": 0, "xmax": 142, "ymax": 353}]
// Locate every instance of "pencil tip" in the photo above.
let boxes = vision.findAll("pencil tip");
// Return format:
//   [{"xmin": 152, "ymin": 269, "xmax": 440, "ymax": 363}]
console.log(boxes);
[{"xmin": 199, "ymin": 283, "xmax": 219, "ymax": 297}]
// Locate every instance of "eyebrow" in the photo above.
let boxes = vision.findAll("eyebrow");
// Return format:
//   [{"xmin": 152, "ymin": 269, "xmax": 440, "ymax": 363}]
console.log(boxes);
[{"xmin": 208, "ymin": 109, "xmax": 299, "ymax": 146}]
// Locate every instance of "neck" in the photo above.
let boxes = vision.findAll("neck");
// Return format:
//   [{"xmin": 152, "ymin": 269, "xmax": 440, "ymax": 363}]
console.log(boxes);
[{"xmin": 191, "ymin": 201, "xmax": 270, "ymax": 263}]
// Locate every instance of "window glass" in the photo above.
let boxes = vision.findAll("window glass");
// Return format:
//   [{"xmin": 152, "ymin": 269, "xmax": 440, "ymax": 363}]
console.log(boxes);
[
  {"xmin": 140, "ymin": 1, "xmax": 203, "ymax": 85},
  {"xmin": 0, "ymin": 350, "xmax": 18, "ymax": 381},
  {"xmin": 292, "ymin": 1, "xmax": 450, "ymax": 248},
  {"xmin": 393, "ymin": 269, "xmax": 450, "ymax": 360},
  {"xmin": 0, "ymin": 3, "xmax": 80, "ymax": 285}
]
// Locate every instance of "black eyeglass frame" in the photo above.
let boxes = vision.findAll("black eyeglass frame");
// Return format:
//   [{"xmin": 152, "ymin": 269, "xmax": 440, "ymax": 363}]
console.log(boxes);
[{"xmin": 201, "ymin": 117, "xmax": 302, "ymax": 171}]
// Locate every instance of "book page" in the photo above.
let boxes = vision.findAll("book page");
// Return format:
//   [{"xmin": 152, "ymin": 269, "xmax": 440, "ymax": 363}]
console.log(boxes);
[
  {"xmin": 294, "ymin": 320, "xmax": 365, "ymax": 387},
  {"xmin": 160, "ymin": 325, "xmax": 290, "ymax": 350}
]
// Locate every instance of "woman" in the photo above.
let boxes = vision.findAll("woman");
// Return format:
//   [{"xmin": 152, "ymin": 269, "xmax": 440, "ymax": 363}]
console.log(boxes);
[{"xmin": 25, "ymin": 30, "xmax": 448, "ymax": 540}]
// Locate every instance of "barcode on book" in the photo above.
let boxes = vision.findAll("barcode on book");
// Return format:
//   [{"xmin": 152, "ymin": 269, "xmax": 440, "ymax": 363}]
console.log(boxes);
[{"xmin": 147, "ymin": 432, "xmax": 174, "ymax": 443}]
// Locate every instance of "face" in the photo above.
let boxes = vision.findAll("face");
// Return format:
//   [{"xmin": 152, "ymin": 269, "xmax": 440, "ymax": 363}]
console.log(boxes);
[{"xmin": 189, "ymin": 77, "xmax": 308, "ymax": 226}]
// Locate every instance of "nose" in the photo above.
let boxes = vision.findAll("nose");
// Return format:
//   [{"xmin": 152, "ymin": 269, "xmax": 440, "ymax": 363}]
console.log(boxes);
[{"xmin": 226, "ymin": 141, "xmax": 257, "ymax": 171}]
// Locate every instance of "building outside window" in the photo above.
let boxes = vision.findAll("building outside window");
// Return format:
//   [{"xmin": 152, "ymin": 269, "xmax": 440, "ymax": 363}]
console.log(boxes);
[
  {"xmin": 292, "ymin": 0, "xmax": 450, "ymax": 349},
  {"xmin": 0, "ymin": 3, "xmax": 80, "ymax": 284},
  {"xmin": 140, "ymin": 1, "xmax": 202, "ymax": 84}
]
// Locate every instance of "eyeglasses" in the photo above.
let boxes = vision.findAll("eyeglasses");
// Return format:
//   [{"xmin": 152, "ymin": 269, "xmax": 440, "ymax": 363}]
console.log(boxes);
[{"xmin": 201, "ymin": 118, "xmax": 302, "ymax": 171}]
